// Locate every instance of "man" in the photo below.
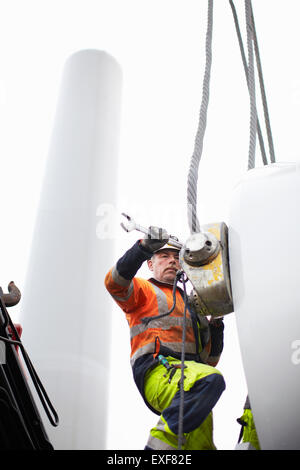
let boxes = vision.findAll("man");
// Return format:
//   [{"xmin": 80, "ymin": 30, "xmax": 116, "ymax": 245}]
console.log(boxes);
[{"xmin": 105, "ymin": 227, "xmax": 225, "ymax": 450}]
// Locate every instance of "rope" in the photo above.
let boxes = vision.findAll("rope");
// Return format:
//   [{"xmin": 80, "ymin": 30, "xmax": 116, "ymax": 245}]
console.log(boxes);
[
  {"xmin": 245, "ymin": 0, "xmax": 257, "ymax": 170},
  {"xmin": 250, "ymin": 2, "xmax": 276, "ymax": 163},
  {"xmin": 229, "ymin": 0, "xmax": 268, "ymax": 166},
  {"xmin": 177, "ymin": 273, "xmax": 188, "ymax": 450},
  {"xmin": 187, "ymin": 0, "xmax": 213, "ymax": 233},
  {"xmin": 184, "ymin": 2, "xmax": 214, "ymax": 445},
  {"xmin": 230, "ymin": 0, "xmax": 276, "ymax": 168},
  {"xmin": 141, "ymin": 270, "xmax": 189, "ymax": 449},
  {"xmin": 187, "ymin": 0, "xmax": 276, "ymax": 226}
]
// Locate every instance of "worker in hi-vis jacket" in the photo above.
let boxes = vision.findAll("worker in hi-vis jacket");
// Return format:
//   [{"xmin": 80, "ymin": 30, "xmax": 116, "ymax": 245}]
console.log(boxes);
[{"xmin": 105, "ymin": 227, "xmax": 225, "ymax": 450}]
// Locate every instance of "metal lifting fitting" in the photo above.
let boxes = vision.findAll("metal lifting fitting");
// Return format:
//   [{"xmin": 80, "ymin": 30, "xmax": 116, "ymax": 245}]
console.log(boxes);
[
  {"xmin": 120, "ymin": 212, "xmax": 233, "ymax": 318},
  {"xmin": 179, "ymin": 223, "xmax": 233, "ymax": 318}
]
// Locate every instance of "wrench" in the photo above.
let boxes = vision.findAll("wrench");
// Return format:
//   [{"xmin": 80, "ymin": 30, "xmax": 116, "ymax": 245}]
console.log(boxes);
[{"xmin": 120, "ymin": 213, "xmax": 182, "ymax": 249}]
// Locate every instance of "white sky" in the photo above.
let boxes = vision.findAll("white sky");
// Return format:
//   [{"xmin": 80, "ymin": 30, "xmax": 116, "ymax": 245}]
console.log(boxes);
[{"xmin": 0, "ymin": 0, "xmax": 299, "ymax": 450}]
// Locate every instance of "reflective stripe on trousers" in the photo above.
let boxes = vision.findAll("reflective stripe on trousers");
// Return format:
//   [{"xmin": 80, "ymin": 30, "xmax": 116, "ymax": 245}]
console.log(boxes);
[
  {"xmin": 144, "ymin": 357, "xmax": 225, "ymax": 450},
  {"xmin": 147, "ymin": 414, "xmax": 215, "ymax": 451}
]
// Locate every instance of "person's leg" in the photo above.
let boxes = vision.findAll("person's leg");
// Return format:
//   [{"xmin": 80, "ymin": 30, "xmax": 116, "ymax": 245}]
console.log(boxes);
[
  {"xmin": 144, "ymin": 357, "xmax": 225, "ymax": 450},
  {"xmin": 237, "ymin": 396, "xmax": 260, "ymax": 450}
]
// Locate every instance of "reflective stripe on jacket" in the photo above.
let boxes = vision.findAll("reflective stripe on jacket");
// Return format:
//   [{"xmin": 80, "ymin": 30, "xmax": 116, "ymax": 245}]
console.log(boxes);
[{"xmin": 105, "ymin": 265, "xmax": 211, "ymax": 366}]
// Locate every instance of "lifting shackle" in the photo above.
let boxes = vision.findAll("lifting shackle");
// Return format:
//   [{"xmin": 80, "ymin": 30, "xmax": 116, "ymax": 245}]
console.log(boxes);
[{"xmin": 179, "ymin": 222, "xmax": 233, "ymax": 317}]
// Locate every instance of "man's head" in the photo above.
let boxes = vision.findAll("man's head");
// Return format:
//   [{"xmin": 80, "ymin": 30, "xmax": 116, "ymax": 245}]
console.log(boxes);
[{"xmin": 147, "ymin": 247, "xmax": 180, "ymax": 284}]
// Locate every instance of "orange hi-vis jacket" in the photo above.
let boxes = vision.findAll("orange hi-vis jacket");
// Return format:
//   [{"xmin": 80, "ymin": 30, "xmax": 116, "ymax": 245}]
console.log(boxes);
[
  {"xmin": 105, "ymin": 241, "xmax": 224, "ymax": 414},
  {"xmin": 105, "ymin": 239, "xmax": 224, "ymax": 364},
  {"xmin": 105, "ymin": 265, "xmax": 213, "ymax": 368}
]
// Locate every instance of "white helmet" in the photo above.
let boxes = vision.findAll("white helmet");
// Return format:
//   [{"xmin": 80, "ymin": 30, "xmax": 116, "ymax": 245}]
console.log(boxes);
[{"xmin": 154, "ymin": 241, "xmax": 181, "ymax": 253}]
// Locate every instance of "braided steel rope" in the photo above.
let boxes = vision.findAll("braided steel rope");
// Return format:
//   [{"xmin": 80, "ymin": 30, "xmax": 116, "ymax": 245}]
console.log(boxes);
[
  {"xmin": 187, "ymin": 0, "xmax": 213, "ymax": 233},
  {"xmin": 245, "ymin": 0, "xmax": 257, "ymax": 170}
]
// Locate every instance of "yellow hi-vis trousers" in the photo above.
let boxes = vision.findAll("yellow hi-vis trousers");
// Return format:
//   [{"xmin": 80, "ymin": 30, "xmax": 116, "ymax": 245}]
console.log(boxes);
[{"xmin": 144, "ymin": 357, "xmax": 225, "ymax": 450}]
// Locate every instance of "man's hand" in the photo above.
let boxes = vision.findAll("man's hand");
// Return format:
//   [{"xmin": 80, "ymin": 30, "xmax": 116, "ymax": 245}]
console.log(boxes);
[{"xmin": 140, "ymin": 226, "xmax": 169, "ymax": 253}]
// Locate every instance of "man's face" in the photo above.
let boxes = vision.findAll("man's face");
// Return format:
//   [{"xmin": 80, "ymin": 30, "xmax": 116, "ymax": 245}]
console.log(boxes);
[{"xmin": 147, "ymin": 249, "xmax": 180, "ymax": 284}]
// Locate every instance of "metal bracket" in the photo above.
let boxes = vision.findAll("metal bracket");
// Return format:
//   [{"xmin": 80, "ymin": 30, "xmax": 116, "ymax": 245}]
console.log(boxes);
[{"xmin": 179, "ymin": 222, "xmax": 233, "ymax": 317}]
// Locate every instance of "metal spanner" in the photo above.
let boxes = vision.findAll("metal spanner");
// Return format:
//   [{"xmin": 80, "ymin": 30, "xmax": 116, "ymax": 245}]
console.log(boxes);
[{"xmin": 120, "ymin": 213, "xmax": 182, "ymax": 249}]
